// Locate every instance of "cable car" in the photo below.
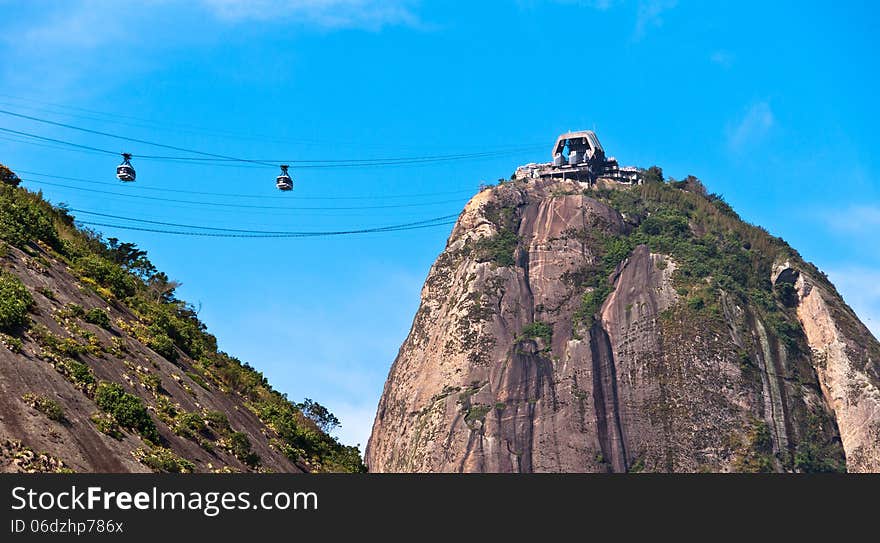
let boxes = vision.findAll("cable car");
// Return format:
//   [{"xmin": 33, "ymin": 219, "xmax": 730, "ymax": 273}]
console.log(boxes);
[
  {"xmin": 276, "ymin": 164, "xmax": 293, "ymax": 191},
  {"xmin": 116, "ymin": 153, "xmax": 136, "ymax": 182}
]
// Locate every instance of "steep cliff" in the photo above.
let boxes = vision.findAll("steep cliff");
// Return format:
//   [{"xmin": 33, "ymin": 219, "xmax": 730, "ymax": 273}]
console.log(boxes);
[
  {"xmin": 367, "ymin": 175, "xmax": 880, "ymax": 472},
  {"xmin": 0, "ymin": 165, "xmax": 363, "ymax": 473}
]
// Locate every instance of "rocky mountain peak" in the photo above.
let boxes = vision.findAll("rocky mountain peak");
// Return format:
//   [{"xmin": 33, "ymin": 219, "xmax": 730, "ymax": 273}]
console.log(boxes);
[{"xmin": 367, "ymin": 175, "xmax": 880, "ymax": 472}]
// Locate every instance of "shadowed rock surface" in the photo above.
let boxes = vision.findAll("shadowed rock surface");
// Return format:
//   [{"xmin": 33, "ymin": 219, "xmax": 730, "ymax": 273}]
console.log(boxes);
[{"xmin": 367, "ymin": 176, "xmax": 880, "ymax": 472}]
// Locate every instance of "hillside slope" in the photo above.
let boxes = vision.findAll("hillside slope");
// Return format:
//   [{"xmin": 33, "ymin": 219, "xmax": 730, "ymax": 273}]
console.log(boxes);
[
  {"xmin": 0, "ymin": 164, "xmax": 363, "ymax": 473},
  {"xmin": 367, "ymin": 174, "xmax": 880, "ymax": 473}
]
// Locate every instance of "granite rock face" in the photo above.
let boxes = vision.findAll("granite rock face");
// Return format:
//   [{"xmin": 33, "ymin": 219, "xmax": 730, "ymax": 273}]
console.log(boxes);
[
  {"xmin": 367, "ymin": 178, "xmax": 879, "ymax": 472},
  {"xmin": 774, "ymin": 263, "xmax": 880, "ymax": 472}
]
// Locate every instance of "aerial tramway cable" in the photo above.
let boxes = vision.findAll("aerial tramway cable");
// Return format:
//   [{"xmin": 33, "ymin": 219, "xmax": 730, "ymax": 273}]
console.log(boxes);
[
  {"xmin": 0, "ymin": 104, "xmax": 509, "ymax": 236},
  {"xmin": 69, "ymin": 209, "xmax": 458, "ymax": 234},
  {"xmin": 75, "ymin": 220, "xmax": 457, "ymax": 238},
  {"xmin": 0, "ymin": 109, "xmax": 543, "ymax": 168},
  {"xmin": 14, "ymin": 168, "xmax": 475, "ymax": 200},
  {"xmin": 0, "ymin": 93, "xmax": 547, "ymax": 150},
  {"xmin": 74, "ymin": 218, "xmax": 458, "ymax": 238},
  {"xmin": 21, "ymin": 178, "xmax": 467, "ymax": 211},
  {"xmin": 0, "ymin": 108, "xmax": 278, "ymax": 167}
]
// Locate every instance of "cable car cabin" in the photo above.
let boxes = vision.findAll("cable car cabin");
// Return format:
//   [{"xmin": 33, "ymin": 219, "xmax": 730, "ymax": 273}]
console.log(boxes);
[
  {"xmin": 276, "ymin": 164, "xmax": 293, "ymax": 191},
  {"xmin": 116, "ymin": 153, "xmax": 136, "ymax": 182},
  {"xmin": 552, "ymin": 130, "xmax": 606, "ymax": 166}
]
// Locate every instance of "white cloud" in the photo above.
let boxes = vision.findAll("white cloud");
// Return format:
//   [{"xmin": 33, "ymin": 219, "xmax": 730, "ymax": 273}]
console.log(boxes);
[
  {"xmin": 14, "ymin": 1, "xmax": 126, "ymax": 49},
  {"xmin": 534, "ymin": 0, "xmax": 619, "ymax": 9},
  {"xmin": 822, "ymin": 205, "xmax": 880, "ymax": 234},
  {"xmin": 5, "ymin": 0, "xmax": 418, "ymax": 55},
  {"xmin": 710, "ymin": 50, "xmax": 734, "ymax": 68},
  {"xmin": 726, "ymin": 101, "xmax": 775, "ymax": 152},
  {"xmin": 633, "ymin": 0, "xmax": 677, "ymax": 41},
  {"xmin": 200, "ymin": 0, "xmax": 420, "ymax": 30},
  {"xmin": 0, "ymin": 0, "xmax": 422, "ymax": 103},
  {"xmin": 825, "ymin": 267, "xmax": 880, "ymax": 340},
  {"xmin": 0, "ymin": 1, "xmax": 153, "ymax": 103}
]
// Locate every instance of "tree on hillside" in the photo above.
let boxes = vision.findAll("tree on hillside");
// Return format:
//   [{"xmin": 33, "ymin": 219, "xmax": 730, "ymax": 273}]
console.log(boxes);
[
  {"xmin": 642, "ymin": 165, "xmax": 664, "ymax": 184},
  {"xmin": 0, "ymin": 164, "xmax": 21, "ymax": 187},
  {"xmin": 298, "ymin": 399, "xmax": 340, "ymax": 434}
]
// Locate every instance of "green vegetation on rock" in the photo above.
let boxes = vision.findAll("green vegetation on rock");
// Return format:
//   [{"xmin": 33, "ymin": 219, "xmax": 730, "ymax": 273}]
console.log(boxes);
[
  {"xmin": 474, "ymin": 201, "xmax": 520, "ymax": 267},
  {"xmin": 94, "ymin": 382, "xmax": 160, "ymax": 442},
  {"xmin": 83, "ymin": 307, "xmax": 111, "ymax": 328},
  {"xmin": 519, "ymin": 321, "xmax": 553, "ymax": 345},
  {"xmin": 475, "ymin": 229, "xmax": 518, "ymax": 267},
  {"xmin": 22, "ymin": 393, "xmax": 66, "ymax": 422},
  {"xmin": 578, "ymin": 174, "xmax": 813, "ymax": 340},
  {"xmin": 0, "ymin": 272, "xmax": 32, "ymax": 332},
  {"xmin": 134, "ymin": 447, "xmax": 195, "ymax": 473}
]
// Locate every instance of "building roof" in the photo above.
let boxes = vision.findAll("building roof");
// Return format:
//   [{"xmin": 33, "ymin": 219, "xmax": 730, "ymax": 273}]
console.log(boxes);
[{"xmin": 552, "ymin": 130, "xmax": 604, "ymax": 157}]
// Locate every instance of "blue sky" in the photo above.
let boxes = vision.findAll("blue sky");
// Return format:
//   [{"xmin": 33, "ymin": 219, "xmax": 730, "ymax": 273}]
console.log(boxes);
[{"xmin": 1, "ymin": 0, "xmax": 878, "ymax": 450}]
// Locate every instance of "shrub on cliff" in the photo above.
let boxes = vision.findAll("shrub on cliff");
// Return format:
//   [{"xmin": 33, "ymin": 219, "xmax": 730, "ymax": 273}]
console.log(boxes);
[
  {"xmin": 0, "ymin": 184, "xmax": 60, "ymax": 248},
  {"xmin": 475, "ymin": 229, "xmax": 518, "ymax": 267},
  {"xmin": 22, "ymin": 393, "xmax": 66, "ymax": 422},
  {"xmin": 75, "ymin": 254, "xmax": 138, "ymax": 299},
  {"xmin": 83, "ymin": 307, "xmax": 111, "ymax": 328},
  {"xmin": 0, "ymin": 272, "xmax": 32, "ymax": 332},
  {"xmin": 94, "ymin": 382, "xmax": 159, "ymax": 442},
  {"xmin": 520, "ymin": 321, "xmax": 553, "ymax": 344}
]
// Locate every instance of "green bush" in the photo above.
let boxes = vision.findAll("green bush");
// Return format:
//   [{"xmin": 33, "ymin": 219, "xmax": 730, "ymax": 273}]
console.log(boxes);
[
  {"xmin": 0, "ymin": 184, "xmax": 60, "ymax": 248},
  {"xmin": 174, "ymin": 411, "xmax": 206, "ymax": 439},
  {"xmin": 22, "ymin": 393, "xmax": 66, "ymax": 422},
  {"xmin": 135, "ymin": 301, "xmax": 215, "ymax": 360},
  {"xmin": 141, "ymin": 373, "xmax": 162, "ymax": 392},
  {"xmin": 60, "ymin": 303, "xmax": 85, "ymax": 318},
  {"xmin": 520, "ymin": 321, "xmax": 553, "ymax": 344},
  {"xmin": 135, "ymin": 447, "xmax": 195, "ymax": 473},
  {"xmin": 640, "ymin": 210, "xmax": 689, "ymax": 237},
  {"xmin": 84, "ymin": 307, "xmax": 111, "ymax": 328},
  {"xmin": 229, "ymin": 431, "xmax": 260, "ymax": 467},
  {"xmin": 1, "ymin": 332, "xmax": 23, "ymax": 352},
  {"xmin": 686, "ymin": 294, "xmax": 706, "ymax": 311},
  {"xmin": 75, "ymin": 255, "xmax": 137, "ymax": 298},
  {"xmin": 147, "ymin": 333, "xmax": 177, "ymax": 361},
  {"xmin": 576, "ymin": 284, "xmax": 612, "ymax": 328},
  {"xmin": 0, "ymin": 272, "xmax": 32, "ymax": 331},
  {"xmin": 474, "ymin": 229, "xmax": 518, "ymax": 267},
  {"xmin": 94, "ymin": 381, "xmax": 159, "ymax": 442},
  {"xmin": 90, "ymin": 412, "xmax": 124, "ymax": 439},
  {"xmin": 465, "ymin": 404, "xmax": 492, "ymax": 424},
  {"xmin": 60, "ymin": 359, "xmax": 95, "ymax": 388},
  {"xmin": 204, "ymin": 410, "xmax": 232, "ymax": 435}
]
